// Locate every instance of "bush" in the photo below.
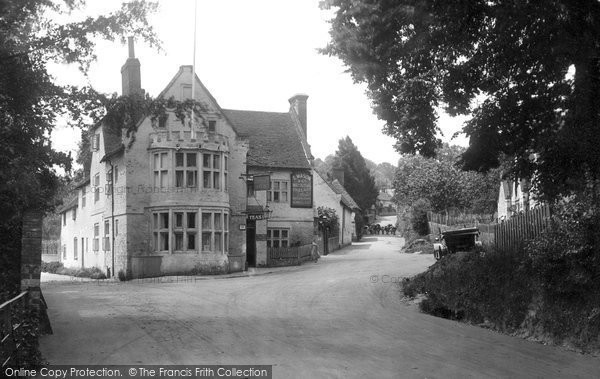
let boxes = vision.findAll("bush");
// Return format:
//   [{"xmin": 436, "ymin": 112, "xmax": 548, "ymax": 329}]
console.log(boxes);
[
  {"xmin": 403, "ymin": 249, "xmax": 533, "ymax": 330},
  {"xmin": 410, "ymin": 198, "xmax": 431, "ymax": 236},
  {"xmin": 41, "ymin": 261, "xmax": 63, "ymax": 273},
  {"xmin": 117, "ymin": 269, "xmax": 130, "ymax": 281}
]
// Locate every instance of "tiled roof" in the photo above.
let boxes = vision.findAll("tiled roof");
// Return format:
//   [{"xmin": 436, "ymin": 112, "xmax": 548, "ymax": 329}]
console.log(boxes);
[
  {"xmin": 57, "ymin": 195, "xmax": 78, "ymax": 214},
  {"xmin": 330, "ymin": 179, "xmax": 361, "ymax": 211},
  {"xmin": 222, "ymin": 109, "xmax": 311, "ymax": 169}
]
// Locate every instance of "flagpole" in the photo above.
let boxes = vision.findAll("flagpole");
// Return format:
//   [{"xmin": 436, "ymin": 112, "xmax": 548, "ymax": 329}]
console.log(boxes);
[{"xmin": 191, "ymin": 0, "xmax": 197, "ymax": 139}]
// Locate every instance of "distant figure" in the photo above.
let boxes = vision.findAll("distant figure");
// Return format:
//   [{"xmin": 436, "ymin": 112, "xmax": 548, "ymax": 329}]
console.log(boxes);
[{"xmin": 311, "ymin": 241, "xmax": 320, "ymax": 262}]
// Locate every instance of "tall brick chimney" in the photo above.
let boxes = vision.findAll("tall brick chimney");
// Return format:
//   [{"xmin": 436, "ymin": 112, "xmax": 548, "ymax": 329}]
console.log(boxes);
[
  {"xmin": 289, "ymin": 94, "xmax": 309, "ymax": 139},
  {"xmin": 121, "ymin": 37, "xmax": 142, "ymax": 96}
]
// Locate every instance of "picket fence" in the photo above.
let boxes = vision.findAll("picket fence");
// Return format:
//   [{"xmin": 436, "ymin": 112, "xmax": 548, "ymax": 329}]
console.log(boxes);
[
  {"xmin": 267, "ymin": 244, "xmax": 313, "ymax": 266},
  {"xmin": 494, "ymin": 205, "xmax": 552, "ymax": 254}
]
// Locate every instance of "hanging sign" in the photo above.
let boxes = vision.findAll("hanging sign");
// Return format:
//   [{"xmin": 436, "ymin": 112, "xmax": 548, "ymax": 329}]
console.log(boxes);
[{"xmin": 253, "ymin": 174, "xmax": 271, "ymax": 191}]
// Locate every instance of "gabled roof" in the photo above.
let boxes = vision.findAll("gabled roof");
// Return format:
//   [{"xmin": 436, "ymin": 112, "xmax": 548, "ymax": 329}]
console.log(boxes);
[
  {"xmin": 329, "ymin": 179, "xmax": 361, "ymax": 211},
  {"xmin": 223, "ymin": 109, "xmax": 311, "ymax": 169},
  {"xmin": 158, "ymin": 66, "xmax": 239, "ymax": 135}
]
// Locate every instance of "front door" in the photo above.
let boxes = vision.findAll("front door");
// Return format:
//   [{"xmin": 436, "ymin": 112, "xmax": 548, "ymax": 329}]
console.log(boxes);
[{"xmin": 246, "ymin": 220, "xmax": 256, "ymax": 267}]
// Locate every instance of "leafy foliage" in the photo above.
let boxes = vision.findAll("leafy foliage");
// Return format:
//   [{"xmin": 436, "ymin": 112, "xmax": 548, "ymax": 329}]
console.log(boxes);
[
  {"xmin": 333, "ymin": 136, "xmax": 379, "ymax": 211},
  {"xmin": 394, "ymin": 144, "xmax": 499, "ymax": 213},
  {"xmin": 321, "ymin": 0, "xmax": 600, "ymax": 200},
  {"xmin": 317, "ymin": 206, "xmax": 339, "ymax": 235},
  {"xmin": 526, "ymin": 194, "xmax": 600, "ymax": 299},
  {"xmin": 0, "ymin": 0, "xmax": 158, "ymax": 298},
  {"xmin": 410, "ymin": 199, "xmax": 431, "ymax": 236}
]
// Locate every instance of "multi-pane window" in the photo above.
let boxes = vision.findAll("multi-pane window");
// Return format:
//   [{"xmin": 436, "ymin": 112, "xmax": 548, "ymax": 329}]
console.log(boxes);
[
  {"xmin": 103, "ymin": 220, "xmax": 110, "ymax": 251},
  {"xmin": 175, "ymin": 152, "xmax": 197, "ymax": 188},
  {"xmin": 74, "ymin": 237, "xmax": 78, "ymax": 260},
  {"xmin": 172, "ymin": 211, "xmax": 197, "ymax": 251},
  {"xmin": 201, "ymin": 211, "xmax": 228, "ymax": 253},
  {"xmin": 153, "ymin": 212, "xmax": 170, "ymax": 252},
  {"xmin": 94, "ymin": 174, "xmax": 100, "ymax": 202},
  {"xmin": 93, "ymin": 223, "xmax": 99, "ymax": 251},
  {"xmin": 153, "ymin": 152, "xmax": 169, "ymax": 188},
  {"xmin": 267, "ymin": 229, "xmax": 289, "ymax": 248},
  {"xmin": 202, "ymin": 153, "xmax": 220, "ymax": 189},
  {"xmin": 267, "ymin": 180, "xmax": 288, "ymax": 203},
  {"xmin": 152, "ymin": 210, "xmax": 227, "ymax": 253},
  {"xmin": 114, "ymin": 165, "xmax": 119, "ymax": 184}
]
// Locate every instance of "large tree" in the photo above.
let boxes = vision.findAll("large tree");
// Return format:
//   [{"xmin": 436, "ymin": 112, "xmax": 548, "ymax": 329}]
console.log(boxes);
[
  {"xmin": 333, "ymin": 136, "xmax": 379, "ymax": 212},
  {"xmin": 0, "ymin": 0, "xmax": 160, "ymax": 301},
  {"xmin": 321, "ymin": 0, "xmax": 600, "ymax": 200},
  {"xmin": 394, "ymin": 144, "xmax": 499, "ymax": 214}
]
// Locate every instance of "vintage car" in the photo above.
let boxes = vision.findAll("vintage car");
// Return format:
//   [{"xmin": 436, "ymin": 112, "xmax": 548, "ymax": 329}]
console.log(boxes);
[{"xmin": 433, "ymin": 227, "xmax": 483, "ymax": 260}]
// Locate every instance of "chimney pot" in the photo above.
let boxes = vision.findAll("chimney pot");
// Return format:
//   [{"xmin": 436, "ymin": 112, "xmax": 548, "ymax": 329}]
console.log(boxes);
[
  {"xmin": 128, "ymin": 36, "xmax": 135, "ymax": 58},
  {"xmin": 288, "ymin": 94, "xmax": 309, "ymax": 139}
]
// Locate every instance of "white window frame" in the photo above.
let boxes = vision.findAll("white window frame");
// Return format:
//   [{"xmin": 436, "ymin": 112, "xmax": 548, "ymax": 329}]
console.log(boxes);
[
  {"xmin": 93, "ymin": 223, "xmax": 99, "ymax": 252},
  {"xmin": 267, "ymin": 180, "xmax": 289, "ymax": 203}
]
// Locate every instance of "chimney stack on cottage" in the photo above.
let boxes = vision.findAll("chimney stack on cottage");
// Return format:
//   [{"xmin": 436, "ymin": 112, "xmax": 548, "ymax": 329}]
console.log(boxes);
[
  {"xmin": 289, "ymin": 94, "xmax": 309, "ymax": 139},
  {"xmin": 121, "ymin": 37, "xmax": 142, "ymax": 96}
]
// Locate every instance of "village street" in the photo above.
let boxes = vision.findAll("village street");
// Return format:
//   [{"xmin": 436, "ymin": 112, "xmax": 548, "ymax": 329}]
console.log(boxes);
[{"xmin": 40, "ymin": 217, "xmax": 599, "ymax": 378}]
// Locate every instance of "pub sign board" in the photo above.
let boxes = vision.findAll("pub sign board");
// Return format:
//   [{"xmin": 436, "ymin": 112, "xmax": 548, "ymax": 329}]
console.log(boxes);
[
  {"xmin": 291, "ymin": 171, "xmax": 313, "ymax": 208},
  {"xmin": 253, "ymin": 174, "xmax": 271, "ymax": 191}
]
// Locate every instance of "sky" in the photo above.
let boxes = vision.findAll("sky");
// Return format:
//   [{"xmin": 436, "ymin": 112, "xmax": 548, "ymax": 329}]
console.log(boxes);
[{"xmin": 49, "ymin": 0, "xmax": 468, "ymax": 166}]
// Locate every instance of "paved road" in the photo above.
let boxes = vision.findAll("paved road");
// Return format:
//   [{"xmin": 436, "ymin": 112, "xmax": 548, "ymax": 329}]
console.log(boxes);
[{"xmin": 40, "ymin": 228, "xmax": 599, "ymax": 378}]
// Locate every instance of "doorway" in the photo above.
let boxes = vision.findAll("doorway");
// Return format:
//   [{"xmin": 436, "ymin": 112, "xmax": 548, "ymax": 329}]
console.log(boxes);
[{"xmin": 246, "ymin": 220, "xmax": 256, "ymax": 267}]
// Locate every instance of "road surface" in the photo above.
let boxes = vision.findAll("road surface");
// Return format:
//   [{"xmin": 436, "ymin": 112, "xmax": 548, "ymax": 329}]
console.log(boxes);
[{"xmin": 40, "ymin": 226, "xmax": 599, "ymax": 378}]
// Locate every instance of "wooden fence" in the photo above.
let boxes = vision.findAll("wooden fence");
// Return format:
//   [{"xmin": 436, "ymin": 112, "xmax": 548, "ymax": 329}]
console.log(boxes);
[
  {"xmin": 0, "ymin": 291, "xmax": 28, "ymax": 368},
  {"xmin": 494, "ymin": 205, "xmax": 551, "ymax": 254},
  {"xmin": 267, "ymin": 244, "xmax": 313, "ymax": 267},
  {"xmin": 427, "ymin": 211, "xmax": 496, "ymax": 226},
  {"xmin": 428, "ymin": 205, "xmax": 552, "ymax": 254}
]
